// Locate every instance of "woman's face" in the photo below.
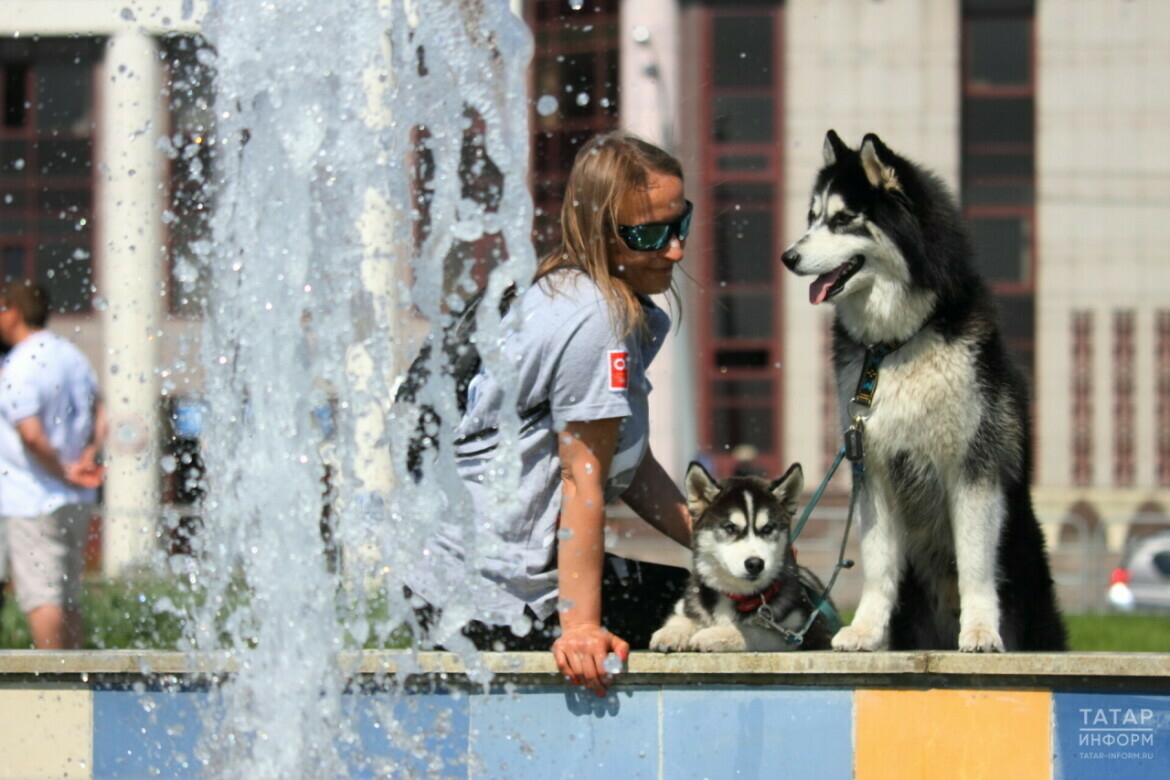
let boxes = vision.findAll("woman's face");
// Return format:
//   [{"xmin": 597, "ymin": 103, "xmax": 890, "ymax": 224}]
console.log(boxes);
[{"xmin": 610, "ymin": 172, "xmax": 688, "ymax": 296}]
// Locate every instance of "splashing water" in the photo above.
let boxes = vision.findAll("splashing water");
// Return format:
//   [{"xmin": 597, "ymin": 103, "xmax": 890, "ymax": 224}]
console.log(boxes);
[{"xmin": 187, "ymin": 1, "xmax": 535, "ymax": 775}]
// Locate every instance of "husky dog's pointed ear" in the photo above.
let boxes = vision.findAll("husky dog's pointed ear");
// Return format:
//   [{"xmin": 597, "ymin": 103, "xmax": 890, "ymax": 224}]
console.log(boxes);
[
  {"xmin": 685, "ymin": 461, "xmax": 721, "ymax": 517},
  {"xmin": 860, "ymin": 133, "xmax": 902, "ymax": 193},
  {"xmin": 770, "ymin": 463, "xmax": 804, "ymax": 516},
  {"xmin": 823, "ymin": 130, "xmax": 849, "ymax": 166}
]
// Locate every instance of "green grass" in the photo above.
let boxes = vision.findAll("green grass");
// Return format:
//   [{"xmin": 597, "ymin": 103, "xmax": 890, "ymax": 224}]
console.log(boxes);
[
  {"xmin": 1, "ymin": 577, "xmax": 412, "ymax": 651},
  {"xmin": 1, "ymin": 578, "xmax": 194, "ymax": 650},
  {"xmin": 3, "ymin": 581, "xmax": 1167, "ymax": 652},
  {"xmin": 1064, "ymin": 611, "xmax": 1170, "ymax": 652}
]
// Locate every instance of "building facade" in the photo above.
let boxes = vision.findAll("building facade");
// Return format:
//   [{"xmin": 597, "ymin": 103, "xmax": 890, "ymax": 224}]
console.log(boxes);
[{"xmin": 1, "ymin": 0, "xmax": 1167, "ymax": 588}]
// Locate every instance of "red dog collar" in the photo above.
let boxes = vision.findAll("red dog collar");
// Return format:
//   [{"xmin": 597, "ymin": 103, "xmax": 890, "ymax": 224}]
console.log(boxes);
[{"xmin": 726, "ymin": 579, "xmax": 784, "ymax": 613}]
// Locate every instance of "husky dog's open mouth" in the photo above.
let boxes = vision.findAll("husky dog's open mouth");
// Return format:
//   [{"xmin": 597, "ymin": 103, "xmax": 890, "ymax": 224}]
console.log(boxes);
[{"xmin": 809, "ymin": 254, "xmax": 865, "ymax": 304}]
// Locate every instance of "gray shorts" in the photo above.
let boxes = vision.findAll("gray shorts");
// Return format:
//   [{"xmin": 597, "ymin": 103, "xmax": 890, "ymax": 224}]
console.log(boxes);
[{"xmin": 3, "ymin": 505, "xmax": 92, "ymax": 613}]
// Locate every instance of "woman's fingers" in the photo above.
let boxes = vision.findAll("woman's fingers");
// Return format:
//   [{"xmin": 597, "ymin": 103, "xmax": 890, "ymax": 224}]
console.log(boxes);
[
  {"xmin": 555, "ymin": 646, "xmax": 607, "ymax": 696},
  {"xmin": 553, "ymin": 628, "xmax": 623, "ymax": 697}
]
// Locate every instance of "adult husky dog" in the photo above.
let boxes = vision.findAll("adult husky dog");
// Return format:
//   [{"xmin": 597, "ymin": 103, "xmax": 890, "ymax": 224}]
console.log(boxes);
[
  {"xmin": 649, "ymin": 462, "xmax": 836, "ymax": 652},
  {"xmin": 780, "ymin": 130, "xmax": 1066, "ymax": 652}
]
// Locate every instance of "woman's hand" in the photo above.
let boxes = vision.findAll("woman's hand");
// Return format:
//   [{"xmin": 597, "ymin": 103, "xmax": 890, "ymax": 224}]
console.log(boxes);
[{"xmin": 553, "ymin": 623, "xmax": 629, "ymax": 698}]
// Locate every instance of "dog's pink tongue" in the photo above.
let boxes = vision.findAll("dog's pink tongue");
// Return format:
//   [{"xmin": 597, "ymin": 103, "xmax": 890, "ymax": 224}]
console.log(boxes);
[{"xmin": 809, "ymin": 267, "xmax": 845, "ymax": 305}]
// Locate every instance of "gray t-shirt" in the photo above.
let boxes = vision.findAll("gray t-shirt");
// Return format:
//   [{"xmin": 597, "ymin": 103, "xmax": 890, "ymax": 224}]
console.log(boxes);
[{"xmin": 411, "ymin": 270, "xmax": 670, "ymax": 625}]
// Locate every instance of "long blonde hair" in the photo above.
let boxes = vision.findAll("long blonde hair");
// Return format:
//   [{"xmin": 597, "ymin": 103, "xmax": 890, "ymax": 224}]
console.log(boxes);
[{"xmin": 534, "ymin": 131, "xmax": 684, "ymax": 337}]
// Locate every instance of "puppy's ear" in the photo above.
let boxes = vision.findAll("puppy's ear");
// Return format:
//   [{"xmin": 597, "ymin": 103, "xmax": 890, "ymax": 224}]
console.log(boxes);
[
  {"xmin": 684, "ymin": 461, "xmax": 721, "ymax": 517},
  {"xmin": 770, "ymin": 463, "xmax": 804, "ymax": 516},
  {"xmin": 823, "ymin": 129, "xmax": 849, "ymax": 166},
  {"xmin": 859, "ymin": 133, "xmax": 902, "ymax": 193}
]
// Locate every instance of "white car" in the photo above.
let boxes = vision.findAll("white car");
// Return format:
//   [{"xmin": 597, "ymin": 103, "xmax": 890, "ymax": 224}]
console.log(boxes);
[{"xmin": 1108, "ymin": 531, "xmax": 1170, "ymax": 611}]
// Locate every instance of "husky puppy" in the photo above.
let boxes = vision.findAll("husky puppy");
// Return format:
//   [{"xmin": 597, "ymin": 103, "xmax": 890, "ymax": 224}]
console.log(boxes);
[
  {"xmin": 781, "ymin": 130, "xmax": 1066, "ymax": 652},
  {"xmin": 649, "ymin": 462, "xmax": 836, "ymax": 652}
]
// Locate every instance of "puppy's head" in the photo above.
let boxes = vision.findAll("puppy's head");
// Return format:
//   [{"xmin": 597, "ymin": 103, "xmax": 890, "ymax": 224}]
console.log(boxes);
[{"xmin": 685, "ymin": 461, "xmax": 804, "ymax": 595}]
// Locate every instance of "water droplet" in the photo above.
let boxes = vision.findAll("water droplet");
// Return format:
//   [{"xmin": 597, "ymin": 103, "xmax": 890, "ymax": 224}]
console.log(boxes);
[
  {"xmin": 535, "ymin": 94, "xmax": 558, "ymax": 116},
  {"xmin": 510, "ymin": 613, "xmax": 532, "ymax": 638},
  {"xmin": 602, "ymin": 653, "xmax": 623, "ymax": 675},
  {"xmin": 568, "ymin": 0, "xmax": 584, "ymax": 10}
]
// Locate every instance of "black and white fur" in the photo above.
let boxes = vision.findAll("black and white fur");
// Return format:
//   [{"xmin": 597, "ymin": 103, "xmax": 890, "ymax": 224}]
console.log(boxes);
[
  {"xmin": 781, "ymin": 130, "xmax": 1066, "ymax": 652},
  {"xmin": 649, "ymin": 462, "xmax": 835, "ymax": 652}
]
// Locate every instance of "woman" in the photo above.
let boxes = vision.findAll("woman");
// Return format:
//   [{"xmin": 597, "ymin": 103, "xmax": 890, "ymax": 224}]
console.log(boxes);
[{"xmin": 409, "ymin": 131, "xmax": 693, "ymax": 697}]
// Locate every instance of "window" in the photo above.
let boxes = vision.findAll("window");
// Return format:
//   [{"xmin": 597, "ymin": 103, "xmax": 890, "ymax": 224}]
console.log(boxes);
[
  {"xmin": 711, "ymin": 15, "xmax": 774, "ymax": 144},
  {"xmin": 527, "ymin": 0, "xmax": 620, "ymax": 255},
  {"xmin": 1071, "ymin": 311, "xmax": 1093, "ymax": 486},
  {"xmin": 1159, "ymin": 312, "xmax": 1170, "ymax": 487},
  {"xmin": 162, "ymin": 34, "xmax": 216, "ymax": 317},
  {"xmin": 962, "ymin": 1, "xmax": 1036, "ymax": 383},
  {"xmin": 1112, "ymin": 311, "xmax": 1135, "ymax": 487},
  {"xmin": 696, "ymin": 5, "xmax": 784, "ymax": 477},
  {"xmin": 0, "ymin": 38, "xmax": 101, "ymax": 313}
]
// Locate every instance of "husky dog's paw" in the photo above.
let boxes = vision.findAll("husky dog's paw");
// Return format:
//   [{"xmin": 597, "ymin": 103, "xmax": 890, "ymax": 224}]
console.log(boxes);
[
  {"xmin": 649, "ymin": 625, "xmax": 694, "ymax": 652},
  {"xmin": 958, "ymin": 624, "xmax": 1005, "ymax": 653},
  {"xmin": 688, "ymin": 625, "xmax": 747, "ymax": 652},
  {"xmin": 649, "ymin": 613, "xmax": 698, "ymax": 652},
  {"xmin": 831, "ymin": 623, "xmax": 885, "ymax": 652}
]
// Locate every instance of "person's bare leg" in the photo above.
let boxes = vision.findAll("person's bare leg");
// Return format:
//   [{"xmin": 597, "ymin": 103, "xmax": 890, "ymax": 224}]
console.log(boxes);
[{"xmin": 28, "ymin": 604, "xmax": 79, "ymax": 649}]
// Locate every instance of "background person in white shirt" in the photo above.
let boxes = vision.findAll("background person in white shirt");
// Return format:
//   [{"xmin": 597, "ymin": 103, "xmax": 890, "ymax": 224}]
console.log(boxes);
[{"xmin": 0, "ymin": 280, "xmax": 105, "ymax": 649}]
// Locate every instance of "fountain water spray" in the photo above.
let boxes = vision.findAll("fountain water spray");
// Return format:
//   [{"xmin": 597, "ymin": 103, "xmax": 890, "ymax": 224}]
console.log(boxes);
[{"xmin": 185, "ymin": 1, "xmax": 535, "ymax": 774}]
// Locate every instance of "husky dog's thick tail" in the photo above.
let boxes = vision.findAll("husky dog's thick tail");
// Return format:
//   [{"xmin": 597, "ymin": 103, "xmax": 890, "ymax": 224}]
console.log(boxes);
[
  {"xmin": 781, "ymin": 130, "xmax": 1066, "ymax": 652},
  {"xmin": 649, "ymin": 462, "xmax": 837, "ymax": 652}
]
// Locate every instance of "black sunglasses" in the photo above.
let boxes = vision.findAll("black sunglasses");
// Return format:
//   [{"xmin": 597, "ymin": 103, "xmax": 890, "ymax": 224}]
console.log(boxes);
[{"xmin": 616, "ymin": 200, "xmax": 693, "ymax": 252}]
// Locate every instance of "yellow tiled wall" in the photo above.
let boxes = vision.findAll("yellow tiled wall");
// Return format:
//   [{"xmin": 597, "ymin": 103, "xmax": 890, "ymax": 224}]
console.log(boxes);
[
  {"xmin": 855, "ymin": 689, "xmax": 1052, "ymax": 780},
  {"xmin": 0, "ymin": 684, "xmax": 93, "ymax": 780}
]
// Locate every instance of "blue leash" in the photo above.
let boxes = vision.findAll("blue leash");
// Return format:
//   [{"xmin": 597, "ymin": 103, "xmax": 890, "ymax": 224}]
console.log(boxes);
[
  {"xmin": 778, "ymin": 444, "xmax": 859, "ymax": 644},
  {"xmin": 792, "ymin": 444, "xmax": 847, "ymax": 543},
  {"xmin": 777, "ymin": 340, "xmax": 909, "ymax": 645}
]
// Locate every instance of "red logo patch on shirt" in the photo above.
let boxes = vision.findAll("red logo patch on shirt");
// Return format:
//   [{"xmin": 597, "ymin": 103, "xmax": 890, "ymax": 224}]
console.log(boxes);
[{"xmin": 608, "ymin": 350, "xmax": 629, "ymax": 391}]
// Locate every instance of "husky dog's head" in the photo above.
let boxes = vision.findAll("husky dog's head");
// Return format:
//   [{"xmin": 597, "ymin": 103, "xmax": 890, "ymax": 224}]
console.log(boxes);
[
  {"xmin": 782, "ymin": 130, "xmax": 981, "ymax": 345},
  {"xmin": 685, "ymin": 461, "xmax": 803, "ymax": 596}
]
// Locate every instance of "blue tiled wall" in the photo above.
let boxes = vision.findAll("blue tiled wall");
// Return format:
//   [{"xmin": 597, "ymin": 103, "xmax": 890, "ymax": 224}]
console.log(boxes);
[{"xmin": 55, "ymin": 680, "xmax": 1170, "ymax": 779}]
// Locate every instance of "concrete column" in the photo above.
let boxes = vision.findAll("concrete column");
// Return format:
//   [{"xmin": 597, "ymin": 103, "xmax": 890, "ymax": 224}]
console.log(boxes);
[
  {"xmin": 621, "ymin": 0, "xmax": 694, "ymax": 481},
  {"xmin": 96, "ymin": 29, "xmax": 164, "ymax": 575}
]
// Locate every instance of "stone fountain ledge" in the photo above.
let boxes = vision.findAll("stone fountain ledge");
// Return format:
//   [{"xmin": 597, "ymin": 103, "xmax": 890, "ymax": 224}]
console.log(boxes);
[
  {"xmin": 1, "ymin": 649, "xmax": 1167, "ymax": 690},
  {"xmin": 3, "ymin": 650, "xmax": 1169, "ymax": 779}
]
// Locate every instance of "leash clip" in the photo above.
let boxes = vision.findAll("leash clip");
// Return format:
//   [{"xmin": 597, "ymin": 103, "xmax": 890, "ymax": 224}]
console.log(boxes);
[
  {"xmin": 844, "ymin": 416, "xmax": 865, "ymax": 462},
  {"xmin": 752, "ymin": 602, "xmax": 804, "ymax": 645}
]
